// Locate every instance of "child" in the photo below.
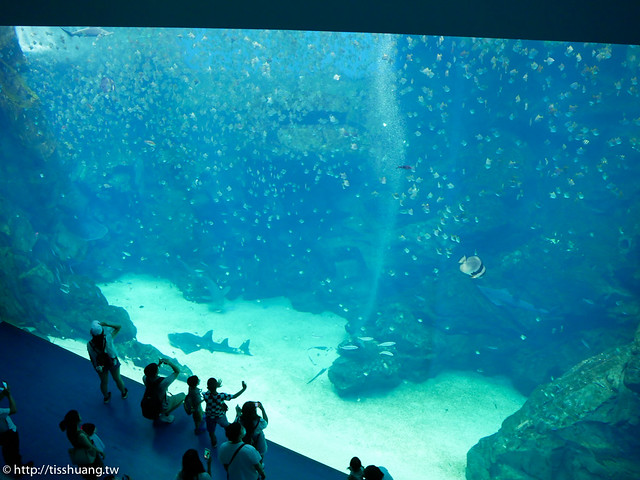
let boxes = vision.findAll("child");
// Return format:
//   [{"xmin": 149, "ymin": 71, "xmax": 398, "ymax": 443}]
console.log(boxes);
[
  {"xmin": 81, "ymin": 423, "xmax": 105, "ymax": 459},
  {"xmin": 202, "ymin": 377, "xmax": 246, "ymax": 448},
  {"xmin": 347, "ymin": 457, "xmax": 364, "ymax": 480},
  {"xmin": 184, "ymin": 376, "xmax": 205, "ymax": 434}
]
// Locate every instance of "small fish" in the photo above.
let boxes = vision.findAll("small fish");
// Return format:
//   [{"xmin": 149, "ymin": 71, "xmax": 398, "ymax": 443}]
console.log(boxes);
[
  {"xmin": 100, "ymin": 77, "xmax": 115, "ymax": 93},
  {"xmin": 357, "ymin": 337, "xmax": 375, "ymax": 342},
  {"xmin": 396, "ymin": 165, "xmax": 414, "ymax": 170},
  {"xmin": 339, "ymin": 345, "xmax": 359, "ymax": 351},
  {"xmin": 379, "ymin": 351, "xmax": 394, "ymax": 356},
  {"xmin": 144, "ymin": 140, "xmax": 156, "ymax": 147},
  {"xmin": 377, "ymin": 341, "xmax": 396, "ymax": 348}
]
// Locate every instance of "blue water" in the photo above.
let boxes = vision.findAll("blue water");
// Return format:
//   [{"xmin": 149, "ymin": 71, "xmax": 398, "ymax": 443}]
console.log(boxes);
[{"xmin": 7, "ymin": 27, "xmax": 640, "ymax": 377}]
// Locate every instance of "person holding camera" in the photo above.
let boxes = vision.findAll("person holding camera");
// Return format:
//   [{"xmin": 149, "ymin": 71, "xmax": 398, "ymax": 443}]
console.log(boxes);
[
  {"xmin": 235, "ymin": 401, "xmax": 268, "ymax": 459},
  {"xmin": 175, "ymin": 448, "xmax": 212, "ymax": 480},
  {"xmin": 87, "ymin": 320, "xmax": 128, "ymax": 403},
  {"xmin": 203, "ymin": 377, "xmax": 246, "ymax": 448},
  {"xmin": 0, "ymin": 382, "xmax": 33, "ymax": 478},
  {"xmin": 142, "ymin": 358, "xmax": 186, "ymax": 423}
]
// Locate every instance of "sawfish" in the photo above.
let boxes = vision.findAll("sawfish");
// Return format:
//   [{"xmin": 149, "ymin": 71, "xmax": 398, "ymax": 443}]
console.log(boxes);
[
  {"xmin": 60, "ymin": 27, "xmax": 114, "ymax": 37},
  {"xmin": 168, "ymin": 330, "xmax": 251, "ymax": 356}
]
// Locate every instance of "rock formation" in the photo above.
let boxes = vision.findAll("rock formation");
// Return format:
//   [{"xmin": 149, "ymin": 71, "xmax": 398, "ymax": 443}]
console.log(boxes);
[{"xmin": 466, "ymin": 322, "xmax": 640, "ymax": 480}]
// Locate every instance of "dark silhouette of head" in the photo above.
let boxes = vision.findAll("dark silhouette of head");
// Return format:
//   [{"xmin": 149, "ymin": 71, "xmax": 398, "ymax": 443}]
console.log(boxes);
[
  {"xmin": 363, "ymin": 465, "xmax": 384, "ymax": 480},
  {"xmin": 187, "ymin": 375, "xmax": 199, "ymax": 388},
  {"xmin": 181, "ymin": 448, "xmax": 205, "ymax": 478},
  {"xmin": 59, "ymin": 409, "xmax": 80, "ymax": 432},
  {"xmin": 81, "ymin": 423, "xmax": 96, "ymax": 436},
  {"xmin": 241, "ymin": 401, "xmax": 258, "ymax": 419},
  {"xmin": 350, "ymin": 457, "xmax": 363, "ymax": 471},
  {"xmin": 144, "ymin": 362, "xmax": 159, "ymax": 378},
  {"xmin": 225, "ymin": 422, "xmax": 243, "ymax": 442}
]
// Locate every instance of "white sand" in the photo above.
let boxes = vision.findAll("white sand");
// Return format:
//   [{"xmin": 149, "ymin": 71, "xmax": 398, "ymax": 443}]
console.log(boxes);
[{"xmin": 53, "ymin": 274, "xmax": 526, "ymax": 479}]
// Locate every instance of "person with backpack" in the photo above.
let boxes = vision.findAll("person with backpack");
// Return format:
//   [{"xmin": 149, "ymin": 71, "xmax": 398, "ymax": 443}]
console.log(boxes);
[
  {"xmin": 141, "ymin": 358, "xmax": 186, "ymax": 423},
  {"xmin": 87, "ymin": 321, "xmax": 128, "ymax": 403},
  {"xmin": 184, "ymin": 376, "xmax": 205, "ymax": 434},
  {"xmin": 235, "ymin": 401, "xmax": 268, "ymax": 459}
]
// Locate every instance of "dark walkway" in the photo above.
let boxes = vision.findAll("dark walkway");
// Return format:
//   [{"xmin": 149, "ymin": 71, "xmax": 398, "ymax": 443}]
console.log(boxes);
[{"xmin": 0, "ymin": 321, "xmax": 345, "ymax": 479}]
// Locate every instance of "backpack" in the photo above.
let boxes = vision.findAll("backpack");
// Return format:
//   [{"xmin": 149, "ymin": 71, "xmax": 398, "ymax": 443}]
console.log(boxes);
[
  {"xmin": 184, "ymin": 394, "xmax": 193, "ymax": 415},
  {"xmin": 90, "ymin": 335, "xmax": 115, "ymax": 369},
  {"xmin": 96, "ymin": 351, "xmax": 113, "ymax": 368},
  {"xmin": 140, "ymin": 377, "xmax": 164, "ymax": 419}
]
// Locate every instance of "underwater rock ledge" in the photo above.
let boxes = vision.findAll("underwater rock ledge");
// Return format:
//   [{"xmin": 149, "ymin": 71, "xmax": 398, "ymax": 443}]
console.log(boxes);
[{"xmin": 465, "ymin": 322, "xmax": 640, "ymax": 480}]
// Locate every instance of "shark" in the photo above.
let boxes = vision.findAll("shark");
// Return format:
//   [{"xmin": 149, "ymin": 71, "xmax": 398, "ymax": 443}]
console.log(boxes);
[
  {"xmin": 168, "ymin": 330, "xmax": 251, "ymax": 356},
  {"xmin": 477, "ymin": 285, "xmax": 550, "ymax": 315},
  {"xmin": 60, "ymin": 27, "xmax": 114, "ymax": 37}
]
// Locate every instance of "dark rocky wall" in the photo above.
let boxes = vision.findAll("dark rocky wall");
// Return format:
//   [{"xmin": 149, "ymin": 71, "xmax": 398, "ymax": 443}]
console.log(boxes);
[
  {"xmin": 0, "ymin": 27, "xmax": 192, "ymax": 380},
  {"xmin": 466, "ymin": 322, "xmax": 640, "ymax": 480},
  {"xmin": 328, "ymin": 267, "xmax": 639, "ymax": 398}
]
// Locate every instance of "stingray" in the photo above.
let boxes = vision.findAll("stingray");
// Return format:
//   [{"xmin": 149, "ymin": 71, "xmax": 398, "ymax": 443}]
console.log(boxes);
[
  {"xmin": 169, "ymin": 330, "xmax": 251, "ymax": 356},
  {"xmin": 306, "ymin": 346, "xmax": 335, "ymax": 384}
]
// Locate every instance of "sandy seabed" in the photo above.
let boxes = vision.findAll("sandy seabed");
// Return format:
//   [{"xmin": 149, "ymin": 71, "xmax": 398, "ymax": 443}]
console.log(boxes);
[{"xmin": 53, "ymin": 274, "xmax": 526, "ymax": 480}]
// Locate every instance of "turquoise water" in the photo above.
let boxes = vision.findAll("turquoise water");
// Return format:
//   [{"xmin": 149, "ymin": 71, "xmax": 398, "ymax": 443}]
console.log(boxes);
[
  {"xmin": 9, "ymin": 23, "xmax": 640, "ymax": 396},
  {"xmin": 2, "ymin": 26, "xmax": 639, "ymax": 476}
]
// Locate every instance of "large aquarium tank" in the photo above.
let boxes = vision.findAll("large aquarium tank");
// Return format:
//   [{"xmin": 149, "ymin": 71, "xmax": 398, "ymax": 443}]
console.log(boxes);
[{"xmin": 1, "ymin": 24, "xmax": 639, "ymax": 479}]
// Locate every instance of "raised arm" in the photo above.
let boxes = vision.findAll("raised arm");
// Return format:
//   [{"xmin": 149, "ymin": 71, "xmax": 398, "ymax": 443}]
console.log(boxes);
[
  {"xmin": 256, "ymin": 401, "xmax": 268, "ymax": 423},
  {"xmin": 159, "ymin": 358, "xmax": 181, "ymax": 375},
  {"xmin": 3, "ymin": 384, "xmax": 17, "ymax": 415},
  {"xmin": 100, "ymin": 321, "xmax": 121, "ymax": 337},
  {"xmin": 231, "ymin": 381, "xmax": 247, "ymax": 399},
  {"xmin": 206, "ymin": 453, "xmax": 212, "ymax": 475}
]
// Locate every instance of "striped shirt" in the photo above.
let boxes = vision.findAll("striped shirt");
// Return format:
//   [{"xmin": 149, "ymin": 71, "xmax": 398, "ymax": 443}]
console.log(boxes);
[{"xmin": 203, "ymin": 391, "xmax": 232, "ymax": 418}]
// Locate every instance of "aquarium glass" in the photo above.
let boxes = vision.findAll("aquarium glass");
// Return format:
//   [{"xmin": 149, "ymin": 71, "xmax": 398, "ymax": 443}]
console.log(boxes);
[{"xmin": 1, "ymin": 26, "xmax": 639, "ymax": 479}]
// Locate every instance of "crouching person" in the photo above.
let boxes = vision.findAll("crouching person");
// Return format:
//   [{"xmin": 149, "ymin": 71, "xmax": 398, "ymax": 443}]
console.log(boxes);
[{"xmin": 141, "ymin": 358, "xmax": 185, "ymax": 423}]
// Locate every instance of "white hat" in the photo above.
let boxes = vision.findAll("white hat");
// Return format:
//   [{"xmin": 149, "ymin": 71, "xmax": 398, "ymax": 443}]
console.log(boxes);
[{"xmin": 90, "ymin": 321, "xmax": 103, "ymax": 336}]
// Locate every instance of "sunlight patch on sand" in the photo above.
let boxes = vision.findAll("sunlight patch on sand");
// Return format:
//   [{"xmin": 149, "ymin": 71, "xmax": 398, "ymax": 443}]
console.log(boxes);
[{"xmin": 56, "ymin": 273, "xmax": 526, "ymax": 480}]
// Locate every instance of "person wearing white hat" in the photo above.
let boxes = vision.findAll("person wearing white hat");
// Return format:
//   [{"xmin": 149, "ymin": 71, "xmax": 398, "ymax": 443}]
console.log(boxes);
[{"xmin": 87, "ymin": 321, "xmax": 128, "ymax": 403}]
